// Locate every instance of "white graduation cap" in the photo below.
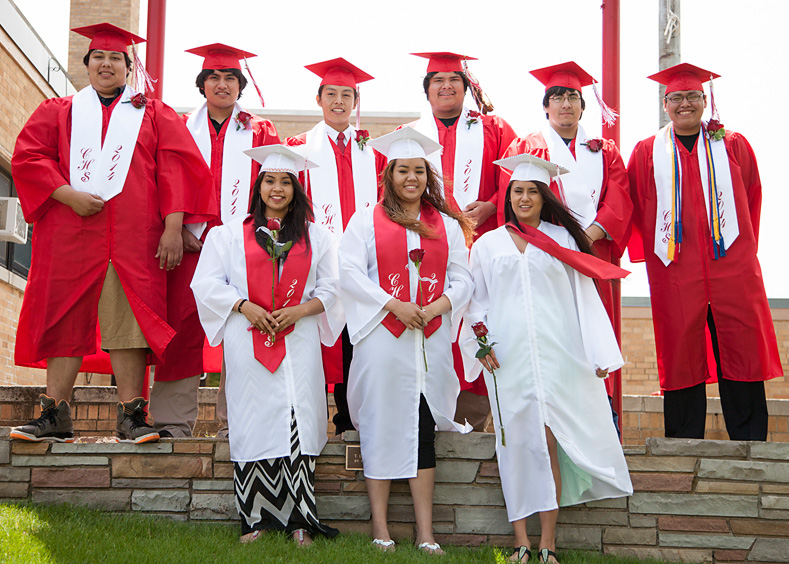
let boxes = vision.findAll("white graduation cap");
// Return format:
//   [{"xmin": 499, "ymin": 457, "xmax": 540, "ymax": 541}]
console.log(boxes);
[
  {"xmin": 368, "ymin": 127, "xmax": 442, "ymax": 160},
  {"xmin": 244, "ymin": 145, "xmax": 318, "ymax": 176},
  {"xmin": 493, "ymin": 153, "xmax": 568, "ymax": 186}
]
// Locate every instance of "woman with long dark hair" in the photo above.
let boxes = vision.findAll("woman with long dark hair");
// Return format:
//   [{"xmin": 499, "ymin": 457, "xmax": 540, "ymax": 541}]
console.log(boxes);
[
  {"xmin": 462, "ymin": 154, "xmax": 632, "ymax": 564},
  {"xmin": 191, "ymin": 145, "xmax": 341, "ymax": 546},
  {"xmin": 339, "ymin": 128, "xmax": 474, "ymax": 555}
]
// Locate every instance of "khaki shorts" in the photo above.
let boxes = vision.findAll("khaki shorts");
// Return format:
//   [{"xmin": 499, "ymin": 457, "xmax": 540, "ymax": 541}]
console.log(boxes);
[{"xmin": 98, "ymin": 263, "xmax": 149, "ymax": 350}]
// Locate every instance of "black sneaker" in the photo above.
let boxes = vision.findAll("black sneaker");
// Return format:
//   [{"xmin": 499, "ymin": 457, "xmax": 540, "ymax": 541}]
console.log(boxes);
[
  {"xmin": 116, "ymin": 398, "xmax": 160, "ymax": 444},
  {"xmin": 10, "ymin": 394, "xmax": 74, "ymax": 442}
]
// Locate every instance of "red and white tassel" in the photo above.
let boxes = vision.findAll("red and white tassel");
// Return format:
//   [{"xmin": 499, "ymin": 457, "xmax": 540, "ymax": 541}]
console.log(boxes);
[
  {"xmin": 355, "ymin": 85, "xmax": 361, "ymax": 131},
  {"xmin": 708, "ymin": 74, "xmax": 720, "ymax": 122},
  {"xmin": 243, "ymin": 57, "xmax": 266, "ymax": 108},
  {"xmin": 130, "ymin": 42, "xmax": 156, "ymax": 94},
  {"xmin": 592, "ymin": 81, "xmax": 618, "ymax": 128}
]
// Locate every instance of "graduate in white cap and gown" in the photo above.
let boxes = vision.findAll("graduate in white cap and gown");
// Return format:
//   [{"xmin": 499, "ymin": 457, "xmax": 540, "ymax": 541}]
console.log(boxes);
[
  {"xmin": 462, "ymin": 154, "xmax": 632, "ymax": 564},
  {"xmin": 152, "ymin": 43, "xmax": 280, "ymax": 437},
  {"xmin": 286, "ymin": 57, "xmax": 387, "ymax": 435},
  {"xmin": 339, "ymin": 127, "xmax": 474, "ymax": 554},
  {"xmin": 191, "ymin": 145, "xmax": 342, "ymax": 545}
]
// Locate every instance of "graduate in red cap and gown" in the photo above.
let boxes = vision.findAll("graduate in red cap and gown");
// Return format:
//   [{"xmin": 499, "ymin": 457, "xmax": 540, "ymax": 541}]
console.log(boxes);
[
  {"xmin": 286, "ymin": 58, "xmax": 386, "ymax": 435},
  {"xmin": 627, "ymin": 63, "xmax": 782, "ymax": 440},
  {"xmin": 407, "ymin": 52, "xmax": 518, "ymax": 431},
  {"xmin": 499, "ymin": 61, "xmax": 632, "ymax": 403},
  {"xmin": 151, "ymin": 43, "xmax": 280, "ymax": 438},
  {"xmin": 10, "ymin": 23, "xmax": 215, "ymax": 444}
]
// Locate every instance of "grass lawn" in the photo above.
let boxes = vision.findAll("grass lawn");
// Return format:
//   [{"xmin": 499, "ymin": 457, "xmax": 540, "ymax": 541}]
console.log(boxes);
[{"xmin": 1, "ymin": 502, "xmax": 678, "ymax": 564}]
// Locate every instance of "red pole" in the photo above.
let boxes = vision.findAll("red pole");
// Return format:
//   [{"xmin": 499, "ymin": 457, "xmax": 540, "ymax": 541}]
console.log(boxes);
[
  {"xmin": 145, "ymin": 0, "xmax": 167, "ymax": 100},
  {"xmin": 602, "ymin": 0, "xmax": 624, "ymax": 440}
]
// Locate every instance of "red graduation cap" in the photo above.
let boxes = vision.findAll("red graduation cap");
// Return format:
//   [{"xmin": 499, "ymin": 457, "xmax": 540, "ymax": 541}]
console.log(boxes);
[
  {"xmin": 304, "ymin": 58, "xmax": 374, "ymax": 89},
  {"xmin": 411, "ymin": 52, "xmax": 476, "ymax": 74},
  {"xmin": 71, "ymin": 22, "xmax": 145, "ymax": 52},
  {"xmin": 185, "ymin": 43, "xmax": 256, "ymax": 70},
  {"xmin": 647, "ymin": 63, "xmax": 720, "ymax": 94},
  {"xmin": 530, "ymin": 61, "xmax": 595, "ymax": 92}
]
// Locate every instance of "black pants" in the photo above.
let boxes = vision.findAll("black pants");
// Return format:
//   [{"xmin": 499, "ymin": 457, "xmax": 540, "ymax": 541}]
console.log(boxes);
[
  {"xmin": 663, "ymin": 307, "xmax": 768, "ymax": 440},
  {"xmin": 331, "ymin": 327, "xmax": 355, "ymax": 434},
  {"xmin": 417, "ymin": 394, "xmax": 437, "ymax": 470}
]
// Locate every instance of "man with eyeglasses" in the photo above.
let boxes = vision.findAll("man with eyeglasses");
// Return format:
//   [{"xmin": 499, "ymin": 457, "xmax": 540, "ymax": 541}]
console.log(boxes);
[
  {"xmin": 627, "ymin": 63, "xmax": 781, "ymax": 440},
  {"xmin": 407, "ymin": 52, "xmax": 518, "ymax": 432},
  {"xmin": 499, "ymin": 61, "xmax": 632, "ymax": 414}
]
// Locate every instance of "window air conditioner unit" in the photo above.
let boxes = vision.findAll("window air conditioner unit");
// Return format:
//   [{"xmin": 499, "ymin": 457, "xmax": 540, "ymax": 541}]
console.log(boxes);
[{"xmin": 0, "ymin": 197, "xmax": 28, "ymax": 244}]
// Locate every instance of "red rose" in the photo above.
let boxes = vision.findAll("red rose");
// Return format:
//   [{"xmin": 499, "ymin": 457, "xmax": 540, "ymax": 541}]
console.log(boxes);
[
  {"xmin": 355, "ymin": 130, "xmax": 369, "ymax": 142},
  {"xmin": 468, "ymin": 110, "xmax": 481, "ymax": 118},
  {"xmin": 129, "ymin": 93, "xmax": 147, "ymax": 109},
  {"xmin": 238, "ymin": 111, "xmax": 251, "ymax": 123},
  {"xmin": 707, "ymin": 119, "xmax": 723, "ymax": 132},
  {"xmin": 471, "ymin": 322, "xmax": 488, "ymax": 338},
  {"xmin": 585, "ymin": 138, "xmax": 604, "ymax": 152},
  {"xmin": 267, "ymin": 217, "xmax": 282, "ymax": 231},
  {"xmin": 409, "ymin": 248, "xmax": 425, "ymax": 264}
]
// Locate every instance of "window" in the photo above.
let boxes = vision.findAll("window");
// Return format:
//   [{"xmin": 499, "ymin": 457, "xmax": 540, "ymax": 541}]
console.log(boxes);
[{"xmin": 0, "ymin": 168, "xmax": 32, "ymax": 279}]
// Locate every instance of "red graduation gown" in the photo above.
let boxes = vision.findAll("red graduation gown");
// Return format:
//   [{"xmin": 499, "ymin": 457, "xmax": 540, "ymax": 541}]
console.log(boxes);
[
  {"xmin": 155, "ymin": 113, "xmax": 280, "ymax": 381},
  {"xmin": 286, "ymin": 129, "xmax": 386, "ymax": 385},
  {"xmin": 627, "ymin": 131, "xmax": 782, "ymax": 391},
  {"xmin": 12, "ymin": 94, "xmax": 216, "ymax": 366}
]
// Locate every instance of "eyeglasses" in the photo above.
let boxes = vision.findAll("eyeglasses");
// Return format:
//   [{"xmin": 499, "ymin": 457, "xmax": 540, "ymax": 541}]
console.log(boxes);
[
  {"xmin": 548, "ymin": 93, "xmax": 581, "ymax": 104},
  {"xmin": 665, "ymin": 92, "xmax": 704, "ymax": 104}
]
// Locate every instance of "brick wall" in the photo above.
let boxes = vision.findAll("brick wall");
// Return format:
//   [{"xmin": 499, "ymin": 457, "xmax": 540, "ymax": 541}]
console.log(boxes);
[
  {"xmin": 1, "ymin": 430, "xmax": 787, "ymax": 562},
  {"xmin": 621, "ymin": 305, "xmax": 789, "ymax": 399},
  {"xmin": 67, "ymin": 0, "xmax": 140, "ymax": 90}
]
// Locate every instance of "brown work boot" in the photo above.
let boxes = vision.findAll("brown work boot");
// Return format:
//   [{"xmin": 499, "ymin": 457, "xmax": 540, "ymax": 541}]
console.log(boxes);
[
  {"xmin": 116, "ymin": 398, "xmax": 160, "ymax": 444},
  {"xmin": 10, "ymin": 394, "xmax": 74, "ymax": 442}
]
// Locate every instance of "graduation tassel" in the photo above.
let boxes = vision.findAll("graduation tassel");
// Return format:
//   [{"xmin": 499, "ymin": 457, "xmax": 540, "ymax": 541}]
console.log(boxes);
[
  {"xmin": 243, "ymin": 56, "xmax": 266, "ymax": 108},
  {"xmin": 130, "ymin": 41, "xmax": 156, "ymax": 94},
  {"xmin": 355, "ymin": 85, "xmax": 361, "ymax": 131},
  {"xmin": 463, "ymin": 60, "xmax": 494, "ymax": 114},
  {"xmin": 592, "ymin": 81, "xmax": 619, "ymax": 128}
]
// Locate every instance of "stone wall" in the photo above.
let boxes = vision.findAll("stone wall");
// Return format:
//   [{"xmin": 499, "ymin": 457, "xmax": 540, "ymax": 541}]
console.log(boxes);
[
  {"xmin": 3, "ymin": 386, "xmax": 787, "ymax": 446},
  {"xmin": 0, "ymin": 430, "xmax": 787, "ymax": 562}
]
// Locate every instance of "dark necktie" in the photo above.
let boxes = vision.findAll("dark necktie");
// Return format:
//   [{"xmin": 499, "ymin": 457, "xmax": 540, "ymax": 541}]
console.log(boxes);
[{"xmin": 337, "ymin": 131, "xmax": 346, "ymax": 153}]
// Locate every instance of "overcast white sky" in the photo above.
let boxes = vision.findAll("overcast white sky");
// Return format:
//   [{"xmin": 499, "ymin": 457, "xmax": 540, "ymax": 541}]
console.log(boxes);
[{"xmin": 13, "ymin": 0, "xmax": 788, "ymax": 298}]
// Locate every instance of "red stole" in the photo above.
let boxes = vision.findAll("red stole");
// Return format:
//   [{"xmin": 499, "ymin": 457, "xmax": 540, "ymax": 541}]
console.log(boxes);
[
  {"xmin": 243, "ymin": 217, "xmax": 312, "ymax": 372},
  {"xmin": 374, "ymin": 203, "xmax": 448, "ymax": 338},
  {"xmin": 505, "ymin": 222, "xmax": 629, "ymax": 280}
]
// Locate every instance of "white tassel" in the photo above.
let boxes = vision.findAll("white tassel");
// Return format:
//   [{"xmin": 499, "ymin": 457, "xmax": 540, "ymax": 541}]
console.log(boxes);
[
  {"xmin": 592, "ymin": 81, "xmax": 618, "ymax": 127},
  {"xmin": 130, "ymin": 42, "xmax": 156, "ymax": 94},
  {"xmin": 243, "ymin": 57, "xmax": 265, "ymax": 108}
]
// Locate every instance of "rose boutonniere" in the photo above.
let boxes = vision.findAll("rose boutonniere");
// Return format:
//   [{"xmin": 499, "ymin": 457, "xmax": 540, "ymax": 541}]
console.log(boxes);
[
  {"xmin": 122, "ymin": 92, "xmax": 147, "ymax": 109},
  {"xmin": 355, "ymin": 129, "xmax": 370, "ymax": 151},
  {"xmin": 581, "ymin": 138, "xmax": 604, "ymax": 153},
  {"xmin": 256, "ymin": 217, "xmax": 293, "ymax": 343},
  {"xmin": 471, "ymin": 321, "xmax": 505, "ymax": 446},
  {"xmin": 466, "ymin": 110, "xmax": 481, "ymax": 130},
  {"xmin": 409, "ymin": 248, "xmax": 429, "ymax": 372},
  {"xmin": 706, "ymin": 119, "xmax": 726, "ymax": 142},
  {"xmin": 234, "ymin": 111, "xmax": 253, "ymax": 132}
]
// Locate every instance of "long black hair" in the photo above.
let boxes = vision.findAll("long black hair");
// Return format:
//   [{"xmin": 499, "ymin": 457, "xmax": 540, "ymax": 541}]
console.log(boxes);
[
  {"xmin": 503, "ymin": 179, "xmax": 595, "ymax": 256},
  {"xmin": 249, "ymin": 171, "xmax": 314, "ymax": 258}
]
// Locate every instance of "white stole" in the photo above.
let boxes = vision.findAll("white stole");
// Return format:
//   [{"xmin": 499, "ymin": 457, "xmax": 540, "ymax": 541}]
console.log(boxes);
[
  {"xmin": 541, "ymin": 124, "xmax": 602, "ymax": 229},
  {"xmin": 652, "ymin": 124, "xmax": 738, "ymax": 266},
  {"xmin": 304, "ymin": 121, "xmax": 377, "ymax": 240},
  {"xmin": 412, "ymin": 106, "xmax": 484, "ymax": 211},
  {"xmin": 185, "ymin": 102, "xmax": 253, "ymax": 238},
  {"xmin": 69, "ymin": 85, "xmax": 145, "ymax": 201}
]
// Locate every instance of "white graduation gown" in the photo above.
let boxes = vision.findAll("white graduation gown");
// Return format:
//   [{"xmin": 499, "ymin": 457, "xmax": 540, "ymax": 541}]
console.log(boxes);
[
  {"xmin": 339, "ymin": 207, "xmax": 473, "ymax": 480},
  {"xmin": 461, "ymin": 224, "xmax": 632, "ymax": 522},
  {"xmin": 191, "ymin": 220, "xmax": 343, "ymax": 462}
]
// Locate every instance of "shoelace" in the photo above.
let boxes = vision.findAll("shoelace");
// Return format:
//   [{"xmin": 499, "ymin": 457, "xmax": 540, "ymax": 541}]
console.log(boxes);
[
  {"xmin": 125, "ymin": 408, "xmax": 150, "ymax": 430},
  {"xmin": 25, "ymin": 408, "xmax": 57, "ymax": 429}
]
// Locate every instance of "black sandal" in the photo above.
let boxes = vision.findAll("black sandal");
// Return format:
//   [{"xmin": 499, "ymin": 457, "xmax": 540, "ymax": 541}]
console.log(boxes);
[
  {"xmin": 511, "ymin": 546, "xmax": 531, "ymax": 562},
  {"xmin": 538, "ymin": 548, "xmax": 558, "ymax": 563}
]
